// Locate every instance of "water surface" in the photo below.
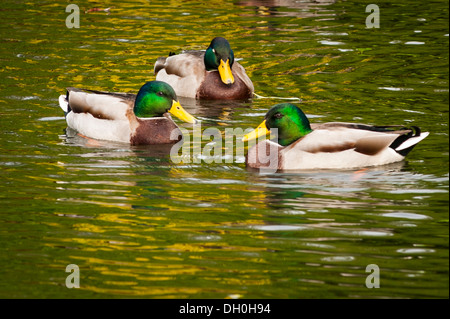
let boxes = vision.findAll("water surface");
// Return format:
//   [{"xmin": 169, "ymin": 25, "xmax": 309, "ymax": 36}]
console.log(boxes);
[{"xmin": 0, "ymin": 0, "xmax": 448, "ymax": 298}]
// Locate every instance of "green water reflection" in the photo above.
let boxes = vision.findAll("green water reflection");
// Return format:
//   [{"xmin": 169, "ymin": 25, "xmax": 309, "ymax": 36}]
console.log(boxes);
[{"xmin": 0, "ymin": 0, "xmax": 448, "ymax": 298}]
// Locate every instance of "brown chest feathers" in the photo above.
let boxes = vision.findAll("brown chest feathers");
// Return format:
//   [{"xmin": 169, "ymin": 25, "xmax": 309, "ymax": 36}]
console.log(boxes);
[
  {"xmin": 197, "ymin": 71, "xmax": 252, "ymax": 100},
  {"xmin": 130, "ymin": 117, "xmax": 182, "ymax": 145}
]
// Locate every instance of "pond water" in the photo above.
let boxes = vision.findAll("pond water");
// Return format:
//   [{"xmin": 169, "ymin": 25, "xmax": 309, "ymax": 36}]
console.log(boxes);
[{"xmin": 0, "ymin": 0, "xmax": 448, "ymax": 299}]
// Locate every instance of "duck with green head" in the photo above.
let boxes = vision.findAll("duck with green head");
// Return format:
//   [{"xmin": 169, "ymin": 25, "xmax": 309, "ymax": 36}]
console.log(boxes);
[
  {"xmin": 154, "ymin": 37, "xmax": 254, "ymax": 100},
  {"xmin": 243, "ymin": 103, "xmax": 429, "ymax": 170},
  {"xmin": 58, "ymin": 81, "xmax": 197, "ymax": 145}
]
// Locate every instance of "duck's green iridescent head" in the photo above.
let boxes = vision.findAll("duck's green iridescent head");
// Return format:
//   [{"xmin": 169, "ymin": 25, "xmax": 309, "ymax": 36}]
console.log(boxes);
[
  {"xmin": 134, "ymin": 81, "xmax": 196, "ymax": 123},
  {"xmin": 204, "ymin": 37, "xmax": 235, "ymax": 85},
  {"xmin": 243, "ymin": 103, "xmax": 312, "ymax": 146}
]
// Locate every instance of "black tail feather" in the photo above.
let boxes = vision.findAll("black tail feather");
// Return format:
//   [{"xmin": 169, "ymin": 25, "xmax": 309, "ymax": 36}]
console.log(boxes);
[
  {"xmin": 389, "ymin": 126, "xmax": 423, "ymax": 157},
  {"xmin": 65, "ymin": 90, "xmax": 72, "ymax": 113}
]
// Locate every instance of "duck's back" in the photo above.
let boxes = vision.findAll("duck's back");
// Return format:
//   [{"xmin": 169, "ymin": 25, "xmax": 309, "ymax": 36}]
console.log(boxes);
[
  {"xmin": 154, "ymin": 51, "xmax": 206, "ymax": 99},
  {"xmin": 64, "ymin": 87, "xmax": 134, "ymax": 121},
  {"xmin": 280, "ymin": 123, "xmax": 428, "ymax": 170}
]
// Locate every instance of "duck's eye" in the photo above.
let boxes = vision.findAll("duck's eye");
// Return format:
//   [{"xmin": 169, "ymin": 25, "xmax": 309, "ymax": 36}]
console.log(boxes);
[
  {"xmin": 274, "ymin": 113, "xmax": 283, "ymax": 119},
  {"xmin": 157, "ymin": 91, "xmax": 164, "ymax": 97}
]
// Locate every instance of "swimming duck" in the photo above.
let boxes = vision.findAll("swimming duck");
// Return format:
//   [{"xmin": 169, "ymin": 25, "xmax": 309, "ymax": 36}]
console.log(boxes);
[
  {"xmin": 242, "ymin": 103, "xmax": 429, "ymax": 170},
  {"xmin": 58, "ymin": 81, "xmax": 197, "ymax": 145},
  {"xmin": 154, "ymin": 37, "xmax": 254, "ymax": 100}
]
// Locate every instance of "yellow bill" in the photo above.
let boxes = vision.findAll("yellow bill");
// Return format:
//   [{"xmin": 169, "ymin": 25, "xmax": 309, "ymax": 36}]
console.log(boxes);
[
  {"xmin": 218, "ymin": 59, "xmax": 234, "ymax": 85},
  {"xmin": 169, "ymin": 100, "xmax": 197, "ymax": 124},
  {"xmin": 242, "ymin": 120, "xmax": 270, "ymax": 142}
]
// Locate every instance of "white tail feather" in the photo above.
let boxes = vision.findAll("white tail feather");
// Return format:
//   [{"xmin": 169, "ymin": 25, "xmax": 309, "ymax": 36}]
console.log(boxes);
[
  {"xmin": 395, "ymin": 132, "xmax": 429, "ymax": 151},
  {"xmin": 58, "ymin": 95, "xmax": 69, "ymax": 113}
]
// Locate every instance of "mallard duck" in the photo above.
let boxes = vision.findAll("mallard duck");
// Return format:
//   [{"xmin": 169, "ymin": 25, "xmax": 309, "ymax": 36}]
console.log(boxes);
[
  {"xmin": 58, "ymin": 81, "xmax": 197, "ymax": 145},
  {"xmin": 242, "ymin": 103, "xmax": 429, "ymax": 170},
  {"xmin": 154, "ymin": 37, "xmax": 254, "ymax": 100}
]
